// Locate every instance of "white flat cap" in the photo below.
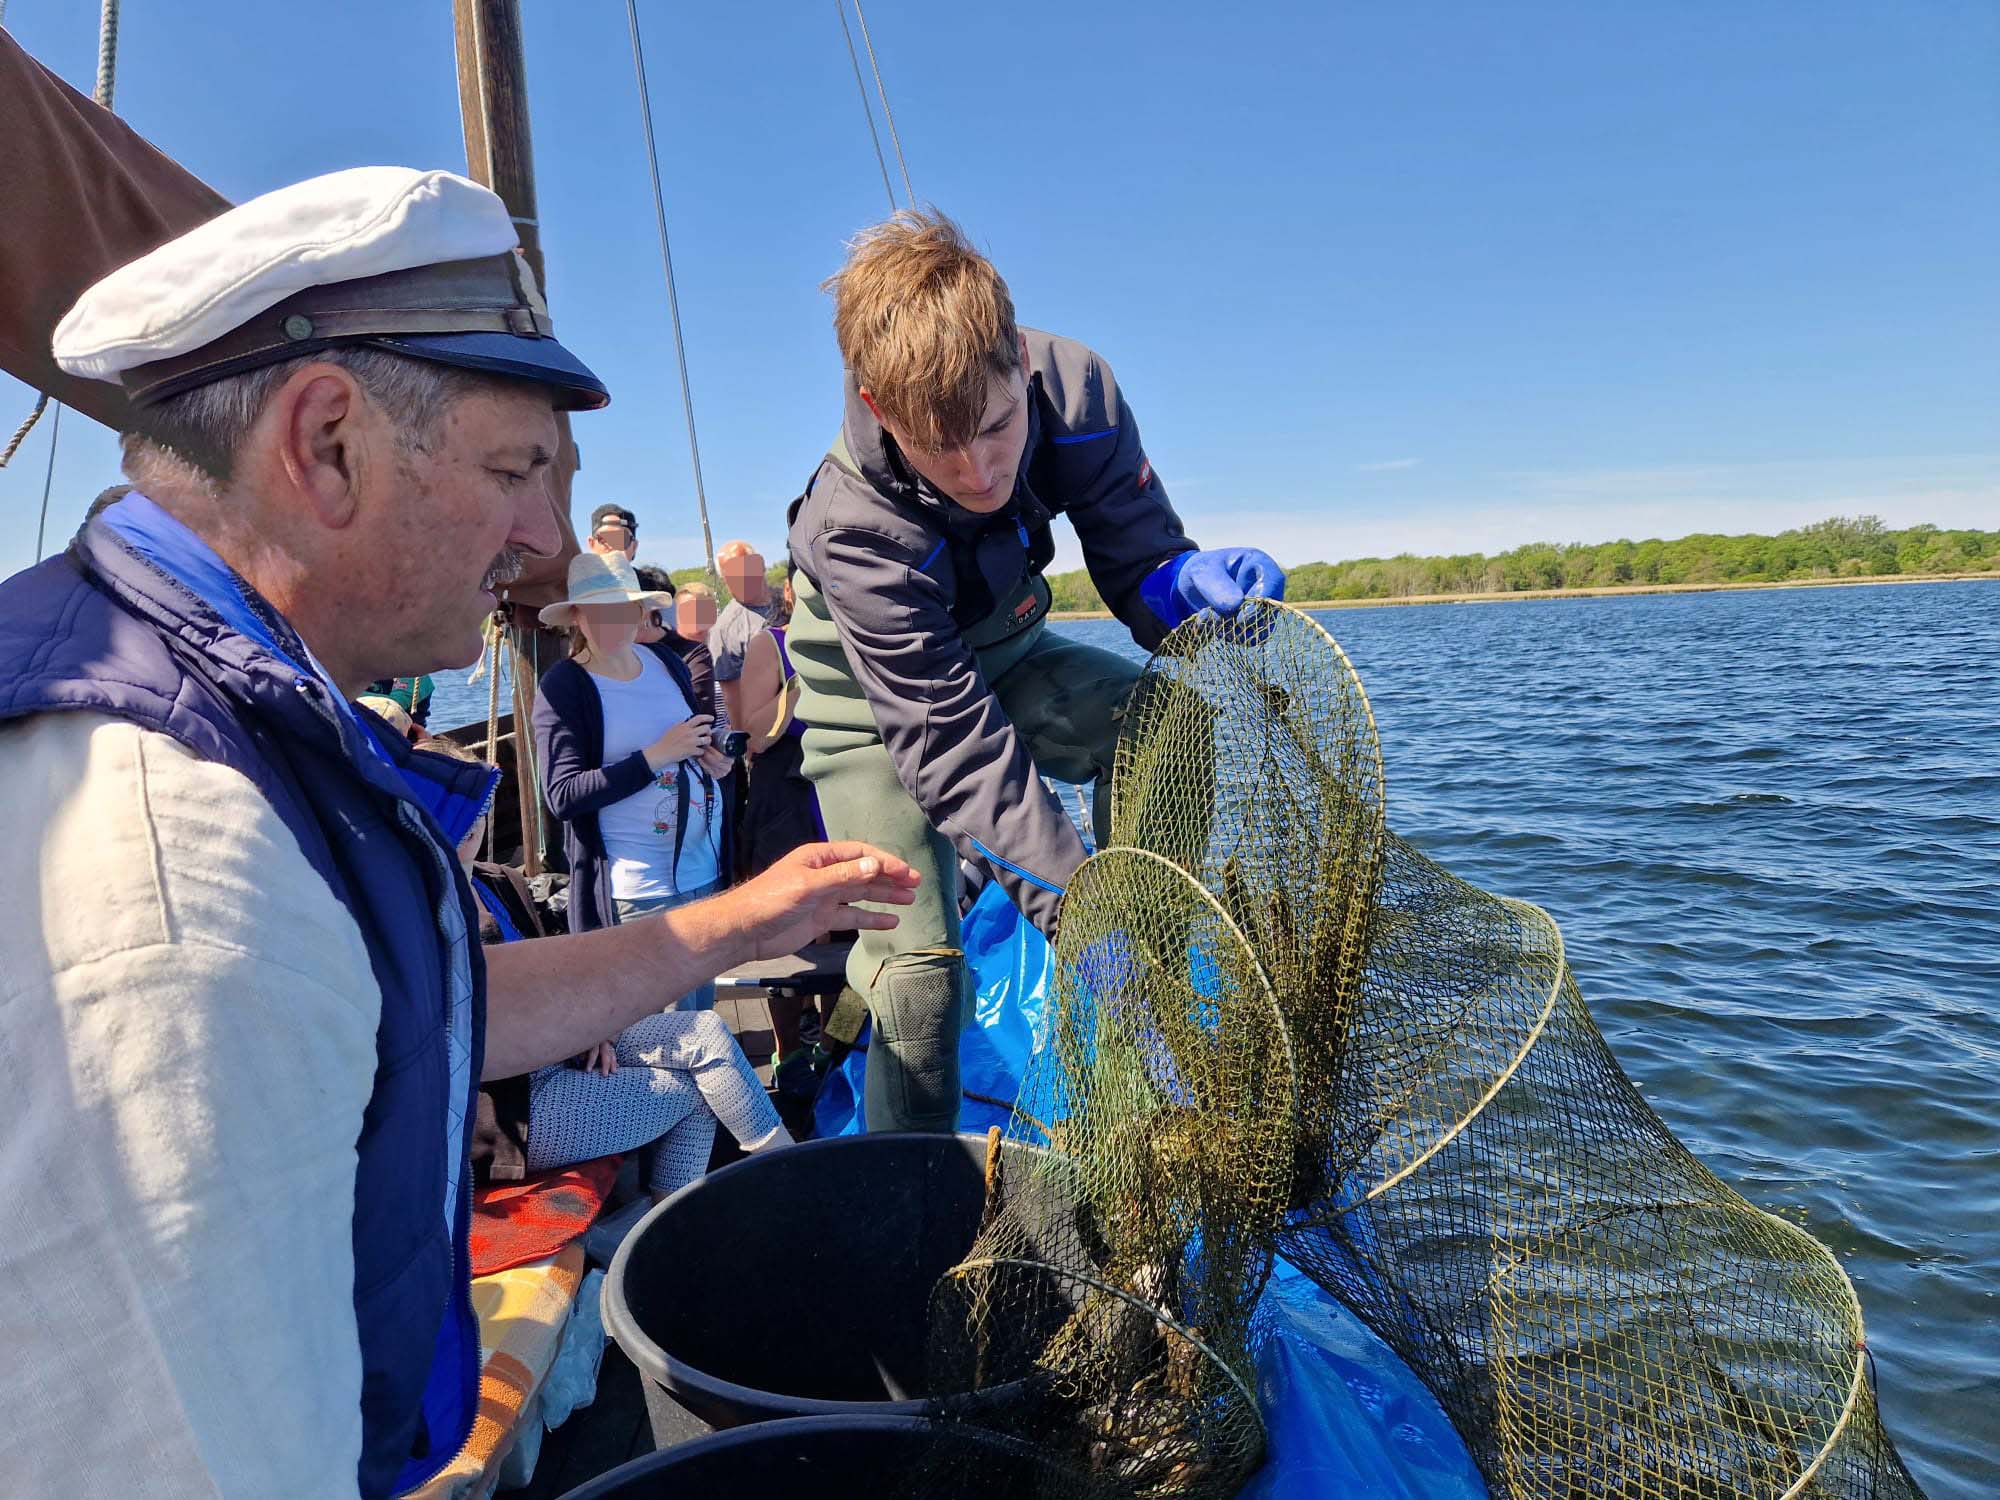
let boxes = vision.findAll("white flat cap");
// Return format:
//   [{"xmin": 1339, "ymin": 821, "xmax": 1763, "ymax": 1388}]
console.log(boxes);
[{"xmin": 52, "ymin": 165, "xmax": 607, "ymax": 410}]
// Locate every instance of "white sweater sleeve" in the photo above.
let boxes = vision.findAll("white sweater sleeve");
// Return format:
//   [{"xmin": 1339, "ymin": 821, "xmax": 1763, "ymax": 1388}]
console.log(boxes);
[{"xmin": 0, "ymin": 713, "xmax": 381, "ymax": 1499}]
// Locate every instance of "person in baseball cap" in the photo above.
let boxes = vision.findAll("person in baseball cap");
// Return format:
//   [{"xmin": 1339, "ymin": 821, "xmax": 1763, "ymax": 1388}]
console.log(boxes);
[
  {"xmin": 587, "ymin": 501, "xmax": 640, "ymax": 558},
  {"xmin": 0, "ymin": 166, "xmax": 918, "ymax": 1499}
]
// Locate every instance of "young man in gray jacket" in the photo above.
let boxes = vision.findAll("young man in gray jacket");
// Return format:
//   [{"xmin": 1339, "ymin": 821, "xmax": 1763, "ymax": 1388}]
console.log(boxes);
[{"xmin": 786, "ymin": 210, "xmax": 1285, "ymax": 1133}]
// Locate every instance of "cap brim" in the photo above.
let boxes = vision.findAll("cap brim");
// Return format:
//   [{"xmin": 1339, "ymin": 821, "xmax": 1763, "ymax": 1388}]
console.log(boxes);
[{"xmin": 370, "ymin": 331, "xmax": 609, "ymax": 411}]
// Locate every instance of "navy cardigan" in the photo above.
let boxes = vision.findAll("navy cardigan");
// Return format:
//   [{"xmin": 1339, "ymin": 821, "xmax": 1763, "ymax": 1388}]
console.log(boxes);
[{"xmin": 533, "ymin": 640, "xmax": 734, "ymax": 934}]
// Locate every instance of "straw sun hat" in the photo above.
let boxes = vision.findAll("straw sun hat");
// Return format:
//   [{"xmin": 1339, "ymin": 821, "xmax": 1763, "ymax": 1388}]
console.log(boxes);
[
  {"xmin": 354, "ymin": 695, "xmax": 413, "ymax": 737},
  {"xmin": 537, "ymin": 550, "xmax": 672, "ymax": 627}
]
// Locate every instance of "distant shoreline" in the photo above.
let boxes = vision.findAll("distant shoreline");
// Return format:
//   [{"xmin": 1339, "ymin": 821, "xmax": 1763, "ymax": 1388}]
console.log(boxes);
[{"xmin": 1047, "ymin": 568, "xmax": 2000, "ymax": 621}]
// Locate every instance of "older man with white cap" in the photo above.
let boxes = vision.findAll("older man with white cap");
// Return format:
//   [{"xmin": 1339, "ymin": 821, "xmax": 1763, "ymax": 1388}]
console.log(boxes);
[{"xmin": 0, "ymin": 167, "xmax": 917, "ymax": 1499}]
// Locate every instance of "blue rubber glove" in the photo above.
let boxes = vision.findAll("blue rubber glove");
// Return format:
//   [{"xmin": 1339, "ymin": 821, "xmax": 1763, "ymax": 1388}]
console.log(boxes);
[{"xmin": 1140, "ymin": 547, "xmax": 1286, "ymax": 630}]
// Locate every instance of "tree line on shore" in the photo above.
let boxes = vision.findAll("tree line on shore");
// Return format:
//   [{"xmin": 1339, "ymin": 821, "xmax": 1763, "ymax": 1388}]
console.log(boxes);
[{"xmin": 1043, "ymin": 516, "xmax": 2000, "ymax": 611}]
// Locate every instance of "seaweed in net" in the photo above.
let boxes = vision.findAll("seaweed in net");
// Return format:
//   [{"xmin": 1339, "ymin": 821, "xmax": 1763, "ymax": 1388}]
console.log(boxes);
[{"xmin": 912, "ymin": 599, "xmax": 1924, "ymax": 1500}]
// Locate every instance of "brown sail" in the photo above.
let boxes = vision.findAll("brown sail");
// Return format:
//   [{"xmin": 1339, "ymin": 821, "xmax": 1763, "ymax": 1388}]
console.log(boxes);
[{"xmin": 0, "ymin": 27, "xmax": 581, "ymax": 611}]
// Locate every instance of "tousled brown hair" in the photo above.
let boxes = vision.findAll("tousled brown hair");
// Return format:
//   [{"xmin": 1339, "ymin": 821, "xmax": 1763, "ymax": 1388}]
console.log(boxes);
[{"xmin": 825, "ymin": 208, "xmax": 1020, "ymax": 452}]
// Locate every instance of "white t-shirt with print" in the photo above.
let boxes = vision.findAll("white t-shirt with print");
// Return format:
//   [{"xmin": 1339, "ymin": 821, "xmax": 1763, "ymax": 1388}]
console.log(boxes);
[{"xmin": 596, "ymin": 649, "xmax": 722, "ymax": 899}]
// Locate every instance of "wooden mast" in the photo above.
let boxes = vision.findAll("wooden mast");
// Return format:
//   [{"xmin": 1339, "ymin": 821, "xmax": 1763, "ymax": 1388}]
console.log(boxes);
[
  {"xmin": 453, "ymin": 0, "xmax": 545, "ymax": 279},
  {"xmin": 451, "ymin": 0, "xmax": 571, "ymax": 875}
]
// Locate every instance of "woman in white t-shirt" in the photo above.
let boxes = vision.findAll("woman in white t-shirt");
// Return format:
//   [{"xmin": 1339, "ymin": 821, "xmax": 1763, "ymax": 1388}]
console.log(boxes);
[{"xmin": 532, "ymin": 552, "xmax": 735, "ymax": 1010}]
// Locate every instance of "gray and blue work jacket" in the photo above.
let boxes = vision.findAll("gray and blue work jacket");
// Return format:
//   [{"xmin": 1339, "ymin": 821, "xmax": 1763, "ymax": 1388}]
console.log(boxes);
[{"xmin": 787, "ymin": 328, "xmax": 1197, "ymax": 935}]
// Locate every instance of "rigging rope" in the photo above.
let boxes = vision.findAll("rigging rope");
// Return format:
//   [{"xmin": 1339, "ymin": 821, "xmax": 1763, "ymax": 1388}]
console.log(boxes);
[
  {"xmin": 504, "ymin": 619, "xmax": 546, "ymax": 875},
  {"xmin": 0, "ymin": 394, "xmax": 50, "ymax": 471},
  {"xmin": 95, "ymin": 0, "xmax": 120, "ymax": 105},
  {"xmin": 835, "ymin": 1, "xmax": 898, "ymax": 212},
  {"xmin": 32, "ymin": 402, "xmax": 63, "ymax": 563},
  {"xmin": 851, "ymin": 1, "xmax": 915, "ymax": 206},
  {"xmin": 483, "ymin": 619, "xmax": 502, "ymax": 864},
  {"xmin": 623, "ymin": 0, "xmax": 719, "ymax": 583},
  {"xmin": 527, "ymin": 627, "xmax": 547, "ymax": 861},
  {"xmin": 17, "ymin": 0, "xmax": 121, "ymax": 574}
]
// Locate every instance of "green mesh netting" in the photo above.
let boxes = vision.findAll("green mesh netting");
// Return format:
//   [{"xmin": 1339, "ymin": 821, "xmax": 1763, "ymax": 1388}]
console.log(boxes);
[{"xmin": 916, "ymin": 599, "xmax": 1922, "ymax": 1500}]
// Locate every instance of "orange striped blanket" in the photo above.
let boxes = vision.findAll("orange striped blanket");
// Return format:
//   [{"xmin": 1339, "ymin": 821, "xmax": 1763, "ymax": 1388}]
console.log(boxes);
[{"xmin": 406, "ymin": 1244, "xmax": 590, "ymax": 1500}]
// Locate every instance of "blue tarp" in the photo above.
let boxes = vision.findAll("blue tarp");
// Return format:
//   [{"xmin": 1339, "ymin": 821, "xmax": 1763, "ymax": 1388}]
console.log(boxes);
[
  {"xmin": 1243, "ymin": 1260, "xmax": 1485, "ymax": 1500},
  {"xmin": 809, "ymin": 882, "xmax": 1485, "ymax": 1498},
  {"xmin": 812, "ymin": 882, "xmax": 1050, "ymax": 1140}
]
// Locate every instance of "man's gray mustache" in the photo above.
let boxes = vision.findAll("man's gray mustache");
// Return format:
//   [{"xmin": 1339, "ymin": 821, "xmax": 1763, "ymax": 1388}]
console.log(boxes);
[{"xmin": 482, "ymin": 548, "xmax": 527, "ymax": 590}]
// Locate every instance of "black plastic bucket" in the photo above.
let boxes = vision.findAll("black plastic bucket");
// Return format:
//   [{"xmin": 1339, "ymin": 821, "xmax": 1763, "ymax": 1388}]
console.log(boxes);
[
  {"xmin": 555, "ymin": 1413, "xmax": 1070, "ymax": 1499},
  {"xmin": 602, "ymin": 1131, "xmax": 1056, "ymax": 1448}
]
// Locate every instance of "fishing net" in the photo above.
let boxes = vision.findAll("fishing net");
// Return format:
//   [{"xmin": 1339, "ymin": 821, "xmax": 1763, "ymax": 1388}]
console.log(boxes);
[
  {"xmin": 915, "ymin": 847, "xmax": 1283, "ymax": 1496},
  {"xmin": 914, "ymin": 599, "xmax": 1923, "ymax": 1500}
]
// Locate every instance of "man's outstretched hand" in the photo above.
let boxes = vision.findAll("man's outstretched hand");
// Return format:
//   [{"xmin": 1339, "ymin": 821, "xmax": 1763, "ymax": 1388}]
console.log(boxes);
[
  {"xmin": 485, "ymin": 842, "xmax": 917, "ymax": 1081},
  {"xmin": 727, "ymin": 841, "xmax": 922, "ymax": 961}
]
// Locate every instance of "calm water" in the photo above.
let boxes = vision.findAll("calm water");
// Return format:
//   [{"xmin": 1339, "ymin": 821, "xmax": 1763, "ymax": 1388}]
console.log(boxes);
[
  {"xmin": 439, "ymin": 582, "xmax": 1997, "ymax": 1493},
  {"xmin": 1059, "ymin": 581, "xmax": 1999, "ymax": 1499},
  {"xmin": 431, "ymin": 657, "xmax": 517, "ymax": 732}
]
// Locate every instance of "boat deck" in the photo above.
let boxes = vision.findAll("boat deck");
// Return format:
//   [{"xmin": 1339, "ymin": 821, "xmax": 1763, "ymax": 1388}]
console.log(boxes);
[{"xmin": 716, "ymin": 988, "xmax": 781, "ymax": 1088}]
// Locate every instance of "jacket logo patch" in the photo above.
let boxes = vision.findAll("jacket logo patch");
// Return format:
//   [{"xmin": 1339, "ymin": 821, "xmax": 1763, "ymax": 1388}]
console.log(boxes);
[{"xmin": 1137, "ymin": 456, "xmax": 1153, "ymax": 490}]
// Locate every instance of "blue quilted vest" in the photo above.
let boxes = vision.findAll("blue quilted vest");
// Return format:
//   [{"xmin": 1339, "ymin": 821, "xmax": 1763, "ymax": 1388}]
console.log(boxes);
[{"xmin": 0, "ymin": 504, "xmax": 494, "ymax": 1498}]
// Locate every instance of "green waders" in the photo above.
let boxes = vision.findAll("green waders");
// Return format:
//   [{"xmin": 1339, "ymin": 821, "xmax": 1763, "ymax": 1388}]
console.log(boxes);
[{"xmin": 787, "ymin": 567, "xmax": 1142, "ymax": 1132}]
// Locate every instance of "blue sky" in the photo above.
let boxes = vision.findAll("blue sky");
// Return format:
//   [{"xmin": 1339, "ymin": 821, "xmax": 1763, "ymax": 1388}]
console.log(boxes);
[{"xmin": 3, "ymin": 1, "xmax": 1994, "ymax": 582}]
